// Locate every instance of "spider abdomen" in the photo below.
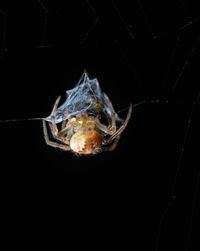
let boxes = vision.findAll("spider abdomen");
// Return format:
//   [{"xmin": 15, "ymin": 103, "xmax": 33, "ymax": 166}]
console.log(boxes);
[{"xmin": 69, "ymin": 128, "xmax": 102, "ymax": 154}]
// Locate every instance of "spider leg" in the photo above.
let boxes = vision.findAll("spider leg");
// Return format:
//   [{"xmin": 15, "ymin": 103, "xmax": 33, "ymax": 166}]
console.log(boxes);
[
  {"xmin": 105, "ymin": 110, "xmax": 112, "ymax": 126},
  {"xmin": 48, "ymin": 122, "xmax": 70, "ymax": 145},
  {"xmin": 94, "ymin": 118, "xmax": 114, "ymax": 135},
  {"xmin": 61, "ymin": 119, "xmax": 67, "ymax": 130},
  {"xmin": 104, "ymin": 103, "xmax": 132, "ymax": 145},
  {"xmin": 94, "ymin": 92, "xmax": 118, "ymax": 135},
  {"xmin": 103, "ymin": 92, "xmax": 116, "ymax": 133},
  {"xmin": 50, "ymin": 96, "xmax": 61, "ymax": 136},
  {"xmin": 58, "ymin": 127, "xmax": 71, "ymax": 138},
  {"xmin": 102, "ymin": 136, "xmax": 120, "ymax": 151},
  {"xmin": 43, "ymin": 120, "xmax": 70, "ymax": 151}
]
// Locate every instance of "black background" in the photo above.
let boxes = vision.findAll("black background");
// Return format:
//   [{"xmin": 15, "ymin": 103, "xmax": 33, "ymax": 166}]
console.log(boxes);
[{"xmin": 0, "ymin": 0, "xmax": 199, "ymax": 249}]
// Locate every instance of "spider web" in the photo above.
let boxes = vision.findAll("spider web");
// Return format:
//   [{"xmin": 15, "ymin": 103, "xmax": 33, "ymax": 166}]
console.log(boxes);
[
  {"xmin": 45, "ymin": 71, "xmax": 123, "ymax": 123},
  {"xmin": 1, "ymin": 0, "xmax": 200, "ymax": 249}
]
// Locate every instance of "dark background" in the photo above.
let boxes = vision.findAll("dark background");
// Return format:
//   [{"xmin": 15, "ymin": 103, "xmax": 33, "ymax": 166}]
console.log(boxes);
[{"xmin": 0, "ymin": 0, "xmax": 199, "ymax": 249}]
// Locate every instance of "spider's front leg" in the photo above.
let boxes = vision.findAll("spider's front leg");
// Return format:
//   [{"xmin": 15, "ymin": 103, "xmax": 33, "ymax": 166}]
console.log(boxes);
[
  {"xmin": 43, "ymin": 120, "xmax": 70, "ymax": 151},
  {"xmin": 50, "ymin": 96, "xmax": 61, "ymax": 136},
  {"xmin": 48, "ymin": 122, "xmax": 70, "ymax": 145},
  {"xmin": 104, "ymin": 103, "xmax": 132, "ymax": 144},
  {"xmin": 103, "ymin": 136, "xmax": 120, "ymax": 151},
  {"xmin": 103, "ymin": 93, "xmax": 116, "ymax": 134}
]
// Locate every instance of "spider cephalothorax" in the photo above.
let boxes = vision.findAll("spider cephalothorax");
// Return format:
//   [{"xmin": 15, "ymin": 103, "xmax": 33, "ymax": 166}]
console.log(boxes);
[{"xmin": 43, "ymin": 93, "xmax": 132, "ymax": 155}]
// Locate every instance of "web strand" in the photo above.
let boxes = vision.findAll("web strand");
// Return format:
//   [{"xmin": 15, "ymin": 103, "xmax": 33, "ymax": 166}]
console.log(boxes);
[
  {"xmin": 36, "ymin": 0, "xmax": 53, "ymax": 48},
  {"xmin": 0, "ymin": 118, "xmax": 43, "ymax": 123},
  {"xmin": 0, "ymin": 7, "xmax": 7, "ymax": 58},
  {"xmin": 185, "ymin": 171, "xmax": 200, "ymax": 251},
  {"xmin": 111, "ymin": 0, "xmax": 135, "ymax": 40},
  {"xmin": 80, "ymin": 0, "xmax": 100, "ymax": 44},
  {"xmin": 154, "ymin": 92, "xmax": 200, "ymax": 250},
  {"xmin": 172, "ymin": 35, "xmax": 200, "ymax": 92}
]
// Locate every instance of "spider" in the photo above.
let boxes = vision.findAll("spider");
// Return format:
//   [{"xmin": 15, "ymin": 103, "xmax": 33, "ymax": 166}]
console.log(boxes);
[{"xmin": 43, "ymin": 93, "xmax": 132, "ymax": 155}]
